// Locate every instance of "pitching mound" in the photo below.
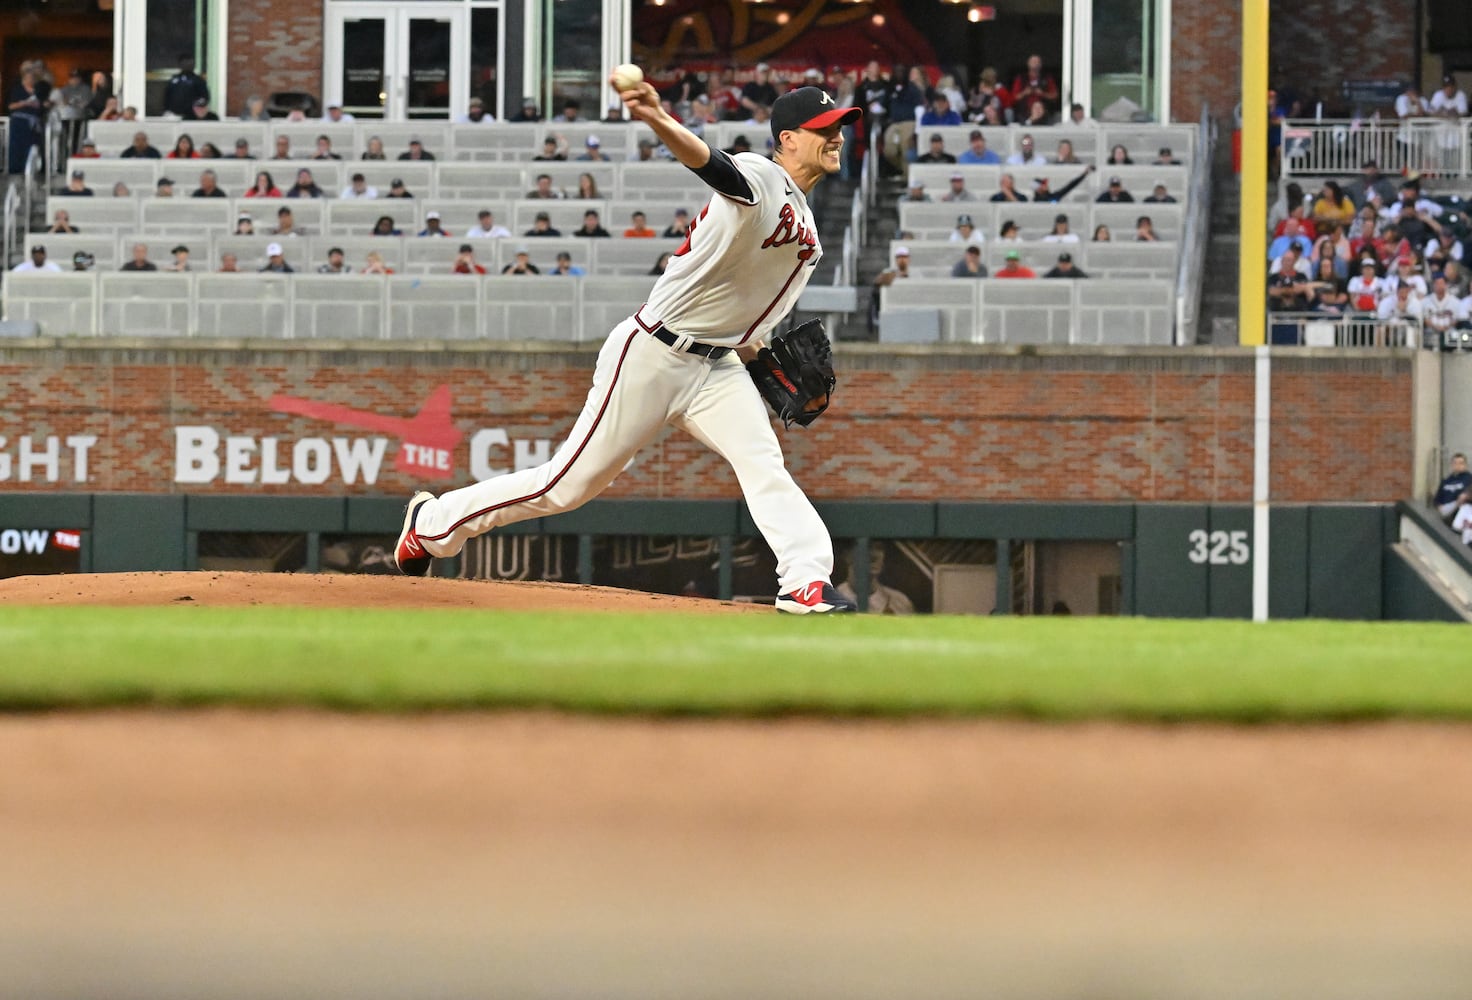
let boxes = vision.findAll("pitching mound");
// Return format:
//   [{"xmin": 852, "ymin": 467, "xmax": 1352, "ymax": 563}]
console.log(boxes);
[{"xmin": 0, "ymin": 571, "xmax": 763, "ymax": 613}]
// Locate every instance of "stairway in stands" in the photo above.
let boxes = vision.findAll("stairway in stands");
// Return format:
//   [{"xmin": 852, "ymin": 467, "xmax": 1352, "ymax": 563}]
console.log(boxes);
[{"xmin": 1199, "ymin": 130, "xmax": 1244, "ymax": 345}]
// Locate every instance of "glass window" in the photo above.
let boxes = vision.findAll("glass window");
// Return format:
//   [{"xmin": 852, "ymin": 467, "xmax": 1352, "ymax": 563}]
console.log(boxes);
[
  {"xmin": 144, "ymin": 0, "xmax": 206, "ymax": 116},
  {"xmin": 470, "ymin": 7, "xmax": 501, "ymax": 119},
  {"xmin": 1091, "ymin": 0, "xmax": 1157, "ymax": 120},
  {"xmin": 546, "ymin": 0, "xmax": 601, "ymax": 119},
  {"xmin": 406, "ymin": 17, "xmax": 453, "ymax": 118},
  {"xmin": 342, "ymin": 18, "xmax": 388, "ymax": 118}
]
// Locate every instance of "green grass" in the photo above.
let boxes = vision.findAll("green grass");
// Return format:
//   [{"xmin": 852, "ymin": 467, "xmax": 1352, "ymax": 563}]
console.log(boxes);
[{"xmin": 1, "ymin": 606, "xmax": 1469, "ymax": 722}]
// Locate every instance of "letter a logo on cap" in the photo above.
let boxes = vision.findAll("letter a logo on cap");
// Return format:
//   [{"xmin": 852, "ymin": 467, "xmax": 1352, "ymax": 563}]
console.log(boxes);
[{"xmin": 820, "ymin": 91, "xmax": 834, "ymax": 106}]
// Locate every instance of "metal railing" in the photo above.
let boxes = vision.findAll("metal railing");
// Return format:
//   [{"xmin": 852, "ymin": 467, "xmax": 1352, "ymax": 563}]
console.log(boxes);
[
  {"xmin": 1280, "ymin": 117, "xmax": 1472, "ymax": 179},
  {"xmin": 1174, "ymin": 107, "xmax": 1215, "ymax": 345},
  {"xmin": 1265, "ymin": 312, "xmax": 1430, "ymax": 348},
  {"xmin": 2, "ymin": 182, "xmax": 19, "ymax": 273}
]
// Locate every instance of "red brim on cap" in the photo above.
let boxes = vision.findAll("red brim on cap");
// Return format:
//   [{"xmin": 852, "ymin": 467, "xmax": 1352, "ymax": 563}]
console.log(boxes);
[{"xmin": 799, "ymin": 106, "xmax": 863, "ymax": 130}]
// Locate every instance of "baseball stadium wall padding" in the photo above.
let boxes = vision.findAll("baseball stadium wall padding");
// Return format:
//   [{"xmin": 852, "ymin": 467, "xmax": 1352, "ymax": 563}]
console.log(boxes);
[{"xmin": 0, "ymin": 342, "xmax": 1413, "ymax": 502}]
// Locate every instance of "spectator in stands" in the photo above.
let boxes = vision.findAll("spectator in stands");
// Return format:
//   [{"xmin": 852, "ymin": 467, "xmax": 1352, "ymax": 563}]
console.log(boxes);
[
  {"xmin": 1152, "ymin": 147, "xmax": 1179, "ymax": 166},
  {"xmin": 942, "ymin": 172, "xmax": 977, "ymax": 202},
  {"xmin": 258, "ymin": 244, "xmax": 293, "ymax": 273},
  {"xmin": 1069, "ymin": 103, "xmax": 1093, "ymax": 126},
  {"xmin": 1313, "ymin": 181, "xmax": 1356, "ymax": 229},
  {"xmin": 740, "ymin": 64, "xmax": 779, "ymax": 117},
  {"xmin": 549, "ymin": 251, "xmax": 584, "ymax": 276},
  {"xmin": 1307, "ymin": 256, "xmax": 1347, "ymax": 313},
  {"xmin": 1430, "ymin": 74, "xmax": 1467, "ymax": 169},
  {"xmin": 1347, "ymin": 160, "xmax": 1396, "ymax": 209},
  {"xmin": 165, "ymin": 244, "xmax": 192, "ymax": 272},
  {"xmin": 501, "ymin": 246, "xmax": 540, "ymax": 274},
  {"xmin": 525, "ymin": 211, "xmax": 561, "ymax": 237},
  {"xmin": 162, "ymin": 57, "xmax": 209, "ymax": 118},
  {"xmin": 662, "ymin": 208, "xmax": 690, "ymax": 238},
  {"xmin": 1451, "ymin": 493, "xmax": 1472, "ymax": 544},
  {"xmin": 1392, "ymin": 201, "xmax": 1441, "ymax": 252},
  {"xmin": 650, "ymin": 252, "xmax": 672, "ymax": 275},
  {"xmin": 47, "ymin": 209, "xmax": 78, "ymax": 234},
  {"xmin": 323, "ymin": 105, "xmax": 355, "ymax": 124},
  {"xmin": 951, "ymin": 245, "xmax": 987, "ymax": 278},
  {"xmin": 575, "ymin": 173, "xmax": 601, "ymax": 199},
  {"xmin": 239, "ymin": 95, "xmax": 269, "ymax": 122},
  {"xmin": 1045, "ymin": 251, "xmax": 1088, "ymax": 279},
  {"xmin": 312, "ymin": 135, "xmax": 342, "ymax": 161},
  {"xmin": 967, "ymin": 68, "xmax": 1010, "ymax": 124},
  {"xmin": 724, "ymin": 134, "xmax": 754, "ymax": 155},
  {"xmin": 317, "ymin": 247, "xmax": 350, "ymax": 274},
  {"xmin": 1010, "ymin": 54, "xmax": 1059, "ymax": 117},
  {"xmin": 97, "ymin": 95, "xmax": 122, "ymax": 121},
  {"xmin": 286, "ymin": 168, "xmax": 324, "ymax": 198},
  {"xmin": 1435, "ymin": 454, "xmax": 1472, "ymax": 520},
  {"xmin": 958, "ymin": 129, "xmax": 1000, "ymax": 165},
  {"xmin": 1443, "ymin": 259, "xmax": 1471, "ymax": 299},
  {"xmin": 989, "ymin": 173, "xmax": 1027, "ymax": 203},
  {"xmin": 1421, "ymin": 272, "xmax": 1467, "ymax": 345},
  {"xmin": 1267, "ymin": 250, "xmax": 1312, "ymax": 312},
  {"xmin": 951, "ymin": 213, "xmax": 983, "ymax": 247},
  {"xmin": 869, "ymin": 246, "xmax": 912, "ymax": 325},
  {"xmin": 167, "ymin": 134, "xmax": 199, "ymax": 159},
  {"xmin": 121, "ymin": 131, "xmax": 161, "ymax": 159},
  {"xmin": 199, "ymin": 142, "xmax": 223, "ymax": 158},
  {"xmin": 362, "ymin": 251, "xmax": 393, "ymax": 275},
  {"xmin": 1053, "ymin": 139, "xmax": 1082, "ymax": 165},
  {"xmin": 75, "ymin": 138, "xmax": 100, "ymax": 159},
  {"xmin": 155, "ymin": 176, "xmax": 176, "ymax": 198},
  {"xmin": 467, "ymin": 210, "xmax": 511, "ymax": 238},
  {"xmin": 998, "ymin": 220, "xmax": 1022, "ymax": 242},
  {"xmin": 452, "ymin": 244, "xmax": 488, "ymax": 275},
  {"xmin": 1135, "ymin": 216, "xmax": 1159, "ymax": 242},
  {"xmin": 1143, "ymin": 183, "xmax": 1177, "ymax": 204},
  {"xmin": 553, "ymin": 98, "xmax": 585, "ymax": 123},
  {"xmin": 631, "ymin": 137, "xmax": 665, "ymax": 162},
  {"xmin": 272, "ymin": 135, "xmax": 293, "ymax": 160},
  {"xmin": 1348, "ymin": 258, "xmax": 1384, "ymax": 313},
  {"xmin": 510, "ymin": 97, "xmax": 543, "ymax": 123},
  {"xmin": 1106, "ymin": 144, "xmax": 1134, "ymax": 165},
  {"xmin": 362, "ymin": 136, "xmax": 387, "ymax": 160},
  {"xmin": 1387, "ymin": 255, "xmax": 1429, "ymax": 296},
  {"xmin": 1033, "ymin": 165, "xmax": 1094, "ymax": 203},
  {"xmin": 904, "ymin": 180, "xmax": 932, "ymax": 202},
  {"xmin": 246, "ymin": 171, "xmax": 281, "ymax": 198},
  {"xmin": 121, "ymin": 106, "xmax": 140, "ymax": 121},
  {"xmin": 193, "ymin": 169, "xmax": 226, "ymax": 198},
  {"xmin": 456, "ymin": 97, "xmax": 494, "ymax": 125},
  {"xmin": 218, "ymin": 253, "xmax": 240, "ymax": 273},
  {"xmin": 120, "ymin": 242, "xmax": 157, "ymax": 271},
  {"xmin": 235, "ymin": 213, "xmax": 255, "ymax": 235},
  {"xmin": 995, "ymin": 249, "xmax": 1037, "ymax": 279},
  {"xmin": 1092, "ymin": 224, "xmax": 1112, "ymax": 242},
  {"xmin": 1271, "ymin": 239, "xmax": 1311, "ymax": 278},
  {"xmin": 917, "ymin": 133, "xmax": 956, "ymax": 165},
  {"xmin": 1043, "ymin": 213, "xmax": 1080, "ymax": 244},
  {"xmin": 386, "ymin": 177, "xmax": 412, "ymax": 198},
  {"xmin": 231, "ymin": 138, "xmax": 255, "ymax": 160},
  {"xmin": 881, "ymin": 65, "xmax": 923, "ymax": 176},
  {"xmin": 340, "ymin": 173, "xmax": 377, "ymax": 200},
  {"xmin": 190, "ymin": 97, "xmax": 219, "ymax": 122},
  {"xmin": 1426, "ymin": 230, "xmax": 1462, "ymax": 269},
  {"xmin": 419, "ymin": 211, "xmax": 452, "ymax": 237},
  {"xmin": 1377, "ymin": 280, "xmax": 1424, "ymax": 342},
  {"xmin": 71, "ymin": 250, "xmax": 95, "ymax": 272},
  {"xmin": 1312, "ymin": 223, "xmax": 1352, "ymax": 279},
  {"xmin": 1019, "ymin": 99, "xmax": 1051, "ymax": 128},
  {"xmin": 577, "ymin": 136, "xmax": 610, "ymax": 162},
  {"xmin": 12, "ymin": 245, "xmax": 62, "ymax": 273},
  {"xmin": 920, "ymin": 92, "xmax": 963, "ymax": 128},
  {"xmin": 399, "ymin": 138, "xmax": 436, "ymax": 161},
  {"xmin": 534, "ymin": 136, "xmax": 567, "ymax": 161},
  {"xmin": 1096, "ymin": 175, "xmax": 1135, "ymax": 203},
  {"xmin": 623, "ymin": 211, "xmax": 657, "ymax": 238},
  {"xmin": 528, "ymin": 173, "xmax": 565, "ymax": 199},
  {"xmin": 272, "ymin": 206, "xmax": 305, "ymax": 236},
  {"xmin": 86, "ymin": 70, "xmax": 113, "ymax": 120},
  {"xmin": 1268, "ymin": 218, "xmax": 1314, "ymax": 261},
  {"xmin": 573, "ymin": 209, "xmax": 611, "ymax": 237},
  {"xmin": 1005, "ymin": 134, "xmax": 1047, "ymax": 167},
  {"xmin": 372, "ymin": 215, "xmax": 402, "ymax": 236},
  {"xmin": 58, "ymin": 169, "xmax": 93, "ymax": 197}
]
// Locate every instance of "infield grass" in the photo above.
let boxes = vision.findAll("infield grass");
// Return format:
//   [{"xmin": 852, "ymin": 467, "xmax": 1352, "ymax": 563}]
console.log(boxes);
[{"xmin": 1, "ymin": 606, "xmax": 1470, "ymax": 721}]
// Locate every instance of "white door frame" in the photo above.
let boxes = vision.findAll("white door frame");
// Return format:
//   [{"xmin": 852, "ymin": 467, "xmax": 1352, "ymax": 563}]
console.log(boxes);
[{"xmin": 324, "ymin": 3, "xmax": 470, "ymax": 119}]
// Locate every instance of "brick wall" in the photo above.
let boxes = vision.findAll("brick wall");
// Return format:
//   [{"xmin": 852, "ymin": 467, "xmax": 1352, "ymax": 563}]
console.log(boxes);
[
  {"xmin": 226, "ymin": 0, "xmax": 322, "ymax": 118},
  {"xmin": 0, "ymin": 346, "xmax": 1412, "ymax": 503},
  {"xmin": 1170, "ymin": 0, "xmax": 1241, "ymax": 126}
]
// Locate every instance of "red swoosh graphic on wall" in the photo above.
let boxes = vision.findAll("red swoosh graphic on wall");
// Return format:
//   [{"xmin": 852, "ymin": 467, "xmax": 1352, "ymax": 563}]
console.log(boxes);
[{"xmin": 268, "ymin": 384, "xmax": 464, "ymax": 480}]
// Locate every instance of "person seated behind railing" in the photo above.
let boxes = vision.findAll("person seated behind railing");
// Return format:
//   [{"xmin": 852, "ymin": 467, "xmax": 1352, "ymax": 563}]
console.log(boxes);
[
  {"xmin": 1307, "ymin": 256, "xmax": 1347, "ymax": 313},
  {"xmin": 1268, "ymin": 250, "xmax": 1312, "ymax": 311},
  {"xmin": 1347, "ymin": 160, "xmax": 1397, "ymax": 210},
  {"xmin": 1421, "ymin": 272, "xmax": 1467, "ymax": 347},
  {"xmin": 1348, "ymin": 258, "xmax": 1385, "ymax": 313},
  {"xmin": 1312, "ymin": 222, "xmax": 1352, "ymax": 279},
  {"xmin": 1268, "ymin": 218, "xmax": 1314, "ymax": 262},
  {"xmin": 1313, "ymin": 181, "xmax": 1356, "ymax": 230},
  {"xmin": 1434, "ymin": 454, "xmax": 1472, "ymax": 521},
  {"xmin": 1444, "ymin": 259, "xmax": 1471, "ymax": 299}
]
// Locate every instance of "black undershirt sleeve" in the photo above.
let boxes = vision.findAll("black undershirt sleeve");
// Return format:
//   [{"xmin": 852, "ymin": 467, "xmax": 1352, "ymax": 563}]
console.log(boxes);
[{"xmin": 691, "ymin": 146, "xmax": 756, "ymax": 202}]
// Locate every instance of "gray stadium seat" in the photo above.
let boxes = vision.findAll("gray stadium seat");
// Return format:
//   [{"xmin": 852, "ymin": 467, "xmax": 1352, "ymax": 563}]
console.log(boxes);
[
  {"xmin": 194, "ymin": 273, "xmax": 292, "ymax": 338},
  {"xmin": 388, "ymin": 275, "xmax": 482, "ymax": 339},
  {"xmin": 98, "ymin": 273, "xmax": 192, "ymax": 337},
  {"xmin": 292, "ymin": 275, "xmax": 386, "ymax": 339},
  {"xmin": 2, "ymin": 272, "xmax": 97, "ymax": 336}
]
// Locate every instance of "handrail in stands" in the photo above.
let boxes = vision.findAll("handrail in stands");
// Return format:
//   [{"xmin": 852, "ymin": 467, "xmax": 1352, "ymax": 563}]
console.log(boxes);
[{"xmin": 1174, "ymin": 106, "xmax": 1215, "ymax": 345}]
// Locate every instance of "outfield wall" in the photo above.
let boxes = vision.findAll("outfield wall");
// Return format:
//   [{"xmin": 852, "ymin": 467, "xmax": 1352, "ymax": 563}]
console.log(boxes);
[{"xmin": 0, "ymin": 342, "xmax": 1417, "ymax": 503}]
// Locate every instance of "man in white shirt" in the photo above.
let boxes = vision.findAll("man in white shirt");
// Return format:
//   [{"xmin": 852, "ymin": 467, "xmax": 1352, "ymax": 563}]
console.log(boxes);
[
  {"xmin": 339, "ymin": 173, "xmax": 378, "ymax": 199},
  {"xmin": 12, "ymin": 244, "xmax": 62, "ymax": 272},
  {"xmin": 1377, "ymin": 281, "xmax": 1423, "ymax": 321},
  {"xmin": 1429, "ymin": 74, "xmax": 1467, "ymax": 168},
  {"xmin": 322, "ymin": 104, "xmax": 356, "ymax": 123},
  {"xmin": 1004, "ymin": 133, "xmax": 1048, "ymax": 167},
  {"xmin": 455, "ymin": 98, "xmax": 495, "ymax": 124},
  {"xmin": 1347, "ymin": 259, "xmax": 1384, "ymax": 311},
  {"xmin": 1271, "ymin": 243, "xmax": 1312, "ymax": 278},
  {"xmin": 1421, "ymin": 272, "xmax": 1467, "ymax": 346},
  {"xmin": 1384, "ymin": 255, "xmax": 1429, "ymax": 296},
  {"xmin": 465, "ymin": 209, "xmax": 511, "ymax": 238}
]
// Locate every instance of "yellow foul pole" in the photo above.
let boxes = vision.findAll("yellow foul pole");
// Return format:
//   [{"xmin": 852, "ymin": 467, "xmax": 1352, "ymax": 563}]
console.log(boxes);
[{"xmin": 1238, "ymin": 0, "xmax": 1269, "ymax": 346}]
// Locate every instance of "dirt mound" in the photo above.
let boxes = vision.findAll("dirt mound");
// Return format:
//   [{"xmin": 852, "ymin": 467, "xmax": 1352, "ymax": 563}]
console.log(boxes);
[{"xmin": 0, "ymin": 571, "xmax": 763, "ymax": 613}]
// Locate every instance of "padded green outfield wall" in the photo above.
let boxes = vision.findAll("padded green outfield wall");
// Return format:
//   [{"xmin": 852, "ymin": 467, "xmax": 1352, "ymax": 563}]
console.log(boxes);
[{"xmin": 0, "ymin": 494, "xmax": 1450, "ymax": 621}]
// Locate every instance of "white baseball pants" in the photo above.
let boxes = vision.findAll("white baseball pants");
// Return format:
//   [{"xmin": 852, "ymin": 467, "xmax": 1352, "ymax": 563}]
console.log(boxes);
[{"xmin": 413, "ymin": 317, "xmax": 835, "ymax": 594}]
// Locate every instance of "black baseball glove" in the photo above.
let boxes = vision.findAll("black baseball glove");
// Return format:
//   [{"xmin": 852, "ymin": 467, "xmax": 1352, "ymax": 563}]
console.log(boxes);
[{"xmin": 745, "ymin": 319, "xmax": 836, "ymax": 428}]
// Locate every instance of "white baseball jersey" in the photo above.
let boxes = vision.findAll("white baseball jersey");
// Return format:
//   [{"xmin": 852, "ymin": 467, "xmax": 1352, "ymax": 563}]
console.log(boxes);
[
  {"xmin": 1422, "ymin": 291, "xmax": 1467, "ymax": 330},
  {"xmin": 637, "ymin": 153, "xmax": 819, "ymax": 346}
]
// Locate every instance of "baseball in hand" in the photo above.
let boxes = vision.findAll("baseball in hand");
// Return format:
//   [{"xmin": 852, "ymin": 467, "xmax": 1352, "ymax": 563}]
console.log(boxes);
[{"xmin": 611, "ymin": 64, "xmax": 644, "ymax": 92}]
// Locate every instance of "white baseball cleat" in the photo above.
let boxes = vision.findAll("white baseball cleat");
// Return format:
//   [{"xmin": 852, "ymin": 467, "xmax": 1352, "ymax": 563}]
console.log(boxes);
[
  {"xmin": 774, "ymin": 581, "xmax": 857, "ymax": 614},
  {"xmin": 394, "ymin": 491, "xmax": 435, "ymax": 577}
]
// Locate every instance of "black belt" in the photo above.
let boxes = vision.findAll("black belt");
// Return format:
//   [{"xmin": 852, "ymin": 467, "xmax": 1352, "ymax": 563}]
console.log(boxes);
[{"xmin": 649, "ymin": 325, "xmax": 732, "ymax": 360}]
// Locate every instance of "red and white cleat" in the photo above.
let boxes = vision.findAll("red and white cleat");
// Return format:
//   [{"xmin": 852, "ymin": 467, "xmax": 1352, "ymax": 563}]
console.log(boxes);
[
  {"xmin": 774, "ymin": 581, "xmax": 857, "ymax": 614},
  {"xmin": 394, "ymin": 491, "xmax": 435, "ymax": 577}
]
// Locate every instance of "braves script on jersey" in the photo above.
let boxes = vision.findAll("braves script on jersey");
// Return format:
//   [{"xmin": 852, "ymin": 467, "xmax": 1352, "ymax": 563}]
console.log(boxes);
[{"xmin": 639, "ymin": 154, "xmax": 820, "ymax": 346}]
